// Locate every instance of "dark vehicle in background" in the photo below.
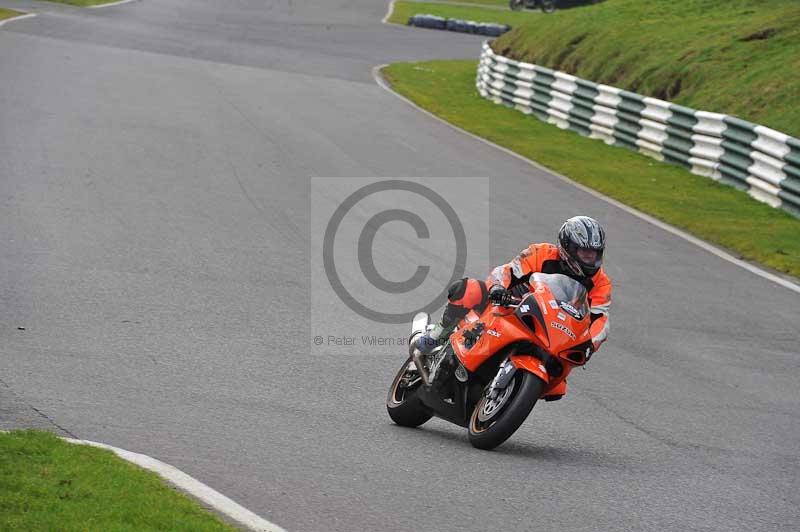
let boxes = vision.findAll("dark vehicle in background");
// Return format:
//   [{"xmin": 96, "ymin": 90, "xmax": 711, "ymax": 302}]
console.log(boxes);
[
  {"xmin": 510, "ymin": 0, "xmax": 556, "ymax": 13},
  {"xmin": 510, "ymin": 0, "xmax": 601, "ymax": 13}
]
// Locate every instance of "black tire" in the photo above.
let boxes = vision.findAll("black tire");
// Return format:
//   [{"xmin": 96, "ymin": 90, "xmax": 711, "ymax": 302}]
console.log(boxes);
[
  {"xmin": 509, "ymin": 0, "xmax": 525, "ymax": 12},
  {"xmin": 541, "ymin": 0, "xmax": 556, "ymax": 13},
  {"xmin": 386, "ymin": 358, "xmax": 433, "ymax": 427},
  {"xmin": 468, "ymin": 371, "xmax": 544, "ymax": 450}
]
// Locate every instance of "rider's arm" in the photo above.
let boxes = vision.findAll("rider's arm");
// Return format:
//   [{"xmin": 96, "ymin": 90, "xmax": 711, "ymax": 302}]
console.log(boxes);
[
  {"xmin": 487, "ymin": 245, "xmax": 537, "ymax": 289},
  {"xmin": 588, "ymin": 273, "xmax": 612, "ymax": 351}
]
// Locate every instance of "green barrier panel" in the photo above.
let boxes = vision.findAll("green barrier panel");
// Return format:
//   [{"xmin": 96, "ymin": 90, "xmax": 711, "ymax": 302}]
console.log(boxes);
[
  {"xmin": 779, "ymin": 175, "xmax": 800, "ymax": 196},
  {"xmin": 477, "ymin": 44, "xmax": 800, "ymax": 218}
]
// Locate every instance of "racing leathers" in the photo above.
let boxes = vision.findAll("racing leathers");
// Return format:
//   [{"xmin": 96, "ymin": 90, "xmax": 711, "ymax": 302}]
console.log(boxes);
[{"xmin": 419, "ymin": 242, "xmax": 611, "ymax": 354}]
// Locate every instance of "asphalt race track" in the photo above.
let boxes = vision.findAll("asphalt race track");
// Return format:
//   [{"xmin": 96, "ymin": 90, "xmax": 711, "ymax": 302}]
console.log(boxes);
[{"xmin": 1, "ymin": 1, "xmax": 799, "ymax": 531}]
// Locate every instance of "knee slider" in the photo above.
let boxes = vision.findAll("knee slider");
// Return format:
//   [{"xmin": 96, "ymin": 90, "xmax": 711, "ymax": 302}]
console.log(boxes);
[
  {"xmin": 448, "ymin": 278, "xmax": 485, "ymax": 308},
  {"xmin": 447, "ymin": 278, "xmax": 469, "ymax": 302}
]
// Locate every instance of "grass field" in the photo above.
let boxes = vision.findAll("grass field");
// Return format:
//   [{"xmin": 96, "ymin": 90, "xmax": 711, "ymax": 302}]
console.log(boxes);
[
  {"xmin": 391, "ymin": 1, "xmax": 800, "ymax": 137},
  {"xmin": 403, "ymin": 0, "xmax": 508, "ymax": 8},
  {"xmin": 412, "ymin": 0, "xmax": 508, "ymax": 6},
  {"xmin": 0, "ymin": 8, "xmax": 23, "ymax": 20},
  {"xmin": 0, "ymin": 430, "xmax": 236, "ymax": 531},
  {"xmin": 389, "ymin": 1, "xmax": 541, "ymax": 26},
  {"xmin": 494, "ymin": 0, "xmax": 800, "ymax": 136},
  {"xmin": 382, "ymin": 60, "xmax": 800, "ymax": 277}
]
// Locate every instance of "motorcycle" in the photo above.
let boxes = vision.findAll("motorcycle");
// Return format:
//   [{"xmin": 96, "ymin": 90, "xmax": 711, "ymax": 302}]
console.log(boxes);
[
  {"xmin": 509, "ymin": 0, "xmax": 557, "ymax": 14},
  {"xmin": 386, "ymin": 273, "xmax": 595, "ymax": 450}
]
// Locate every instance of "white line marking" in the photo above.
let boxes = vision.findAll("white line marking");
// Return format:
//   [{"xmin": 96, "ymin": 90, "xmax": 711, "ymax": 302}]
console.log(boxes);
[
  {"xmin": 372, "ymin": 64, "xmax": 800, "ymax": 295},
  {"xmin": 0, "ymin": 12, "xmax": 37, "ymax": 28},
  {"xmin": 64, "ymin": 438, "xmax": 287, "ymax": 532},
  {"xmin": 382, "ymin": 0, "xmax": 396, "ymax": 24},
  {"xmin": 87, "ymin": 0, "xmax": 138, "ymax": 9}
]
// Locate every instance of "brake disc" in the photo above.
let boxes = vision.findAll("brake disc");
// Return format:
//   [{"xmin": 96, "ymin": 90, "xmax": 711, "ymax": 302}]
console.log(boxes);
[{"xmin": 477, "ymin": 378, "xmax": 516, "ymax": 422}]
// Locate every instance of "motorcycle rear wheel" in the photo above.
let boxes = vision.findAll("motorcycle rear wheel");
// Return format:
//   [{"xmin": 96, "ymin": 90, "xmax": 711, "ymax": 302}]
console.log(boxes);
[
  {"xmin": 509, "ymin": 0, "xmax": 525, "ymax": 11},
  {"xmin": 468, "ymin": 371, "xmax": 544, "ymax": 450},
  {"xmin": 541, "ymin": 0, "xmax": 556, "ymax": 13},
  {"xmin": 386, "ymin": 358, "xmax": 433, "ymax": 427}
]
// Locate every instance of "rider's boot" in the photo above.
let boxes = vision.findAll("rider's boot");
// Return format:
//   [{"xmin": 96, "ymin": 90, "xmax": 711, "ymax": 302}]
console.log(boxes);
[
  {"xmin": 413, "ymin": 278, "xmax": 484, "ymax": 356},
  {"xmin": 411, "ymin": 304, "xmax": 470, "ymax": 391},
  {"xmin": 412, "ymin": 322, "xmax": 453, "ymax": 355},
  {"xmin": 412, "ymin": 301, "xmax": 467, "ymax": 355}
]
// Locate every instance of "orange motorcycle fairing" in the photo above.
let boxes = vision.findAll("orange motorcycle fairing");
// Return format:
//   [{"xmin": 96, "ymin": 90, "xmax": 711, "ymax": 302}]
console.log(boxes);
[
  {"xmin": 450, "ymin": 309, "xmax": 534, "ymax": 373},
  {"xmin": 542, "ymin": 378, "xmax": 567, "ymax": 398},
  {"xmin": 388, "ymin": 272, "xmax": 600, "ymax": 449},
  {"xmin": 508, "ymin": 354, "xmax": 549, "ymax": 383},
  {"xmin": 450, "ymin": 273, "xmax": 594, "ymax": 395}
]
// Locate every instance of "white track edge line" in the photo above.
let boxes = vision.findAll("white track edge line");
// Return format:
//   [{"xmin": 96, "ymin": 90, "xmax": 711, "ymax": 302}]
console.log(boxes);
[
  {"xmin": 63, "ymin": 437, "xmax": 287, "ymax": 532},
  {"xmin": 0, "ymin": 12, "xmax": 37, "ymax": 27},
  {"xmin": 87, "ymin": 0, "xmax": 137, "ymax": 9},
  {"xmin": 382, "ymin": 0, "xmax": 396, "ymax": 24},
  {"xmin": 371, "ymin": 64, "xmax": 800, "ymax": 295}
]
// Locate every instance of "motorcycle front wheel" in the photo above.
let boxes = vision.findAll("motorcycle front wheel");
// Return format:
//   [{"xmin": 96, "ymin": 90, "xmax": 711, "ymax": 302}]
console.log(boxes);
[
  {"xmin": 386, "ymin": 358, "xmax": 433, "ymax": 427},
  {"xmin": 468, "ymin": 370, "xmax": 544, "ymax": 450},
  {"xmin": 509, "ymin": 0, "xmax": 525, "ymax": 11},
  {"xmin": 541, "ymin": 0, "xmax": 556, "ymax": 13}
]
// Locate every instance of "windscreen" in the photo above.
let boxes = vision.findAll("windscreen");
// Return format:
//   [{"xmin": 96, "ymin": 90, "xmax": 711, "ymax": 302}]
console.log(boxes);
[{"xmin": 531, "ymin": 272, "xmax": 589, "ymax": 319}]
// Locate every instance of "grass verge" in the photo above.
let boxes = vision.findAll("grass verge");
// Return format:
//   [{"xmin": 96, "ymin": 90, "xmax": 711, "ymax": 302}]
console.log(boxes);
[
  {"xmin": 407, "ymin": 0, "xmax": 508, "ymax": 6},
  {"xmin": 0, "ymin": 430, "xmax": 236, "ymax": 531},
  {"xmin": 382, "ymin": 60, "xmax": 800, "ymax": 277},
  {"xmin": 0, "ymin": 8, "xmax": 23, "ymax": 21},
  {"xmin": 389, "ymin": 1, "xmax": 540, "ymax": 26},
  {"xmin": 493, "ymin": 0, "xmax": 800, "ymax": 137},
  {"xmin": 442, "ymin": 0, "xmax": 508, "ymax": 6},
  {"xmin": 43, "ymin": 0, "xmax": 123, "ymax": 7}
]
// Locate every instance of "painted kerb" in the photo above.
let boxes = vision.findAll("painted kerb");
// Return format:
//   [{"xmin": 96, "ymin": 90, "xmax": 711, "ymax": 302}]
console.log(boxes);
[{"xmin": 476, "ymin": 42, "xmax": 800, "ymax": 217}]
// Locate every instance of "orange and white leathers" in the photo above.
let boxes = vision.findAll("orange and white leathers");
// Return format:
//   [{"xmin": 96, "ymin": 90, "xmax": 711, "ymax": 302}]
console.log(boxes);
[
  {"xmin": 449, "ymin": 273, "xmax": 596, "ymax": 401},
  {"xmin": 488, "ymin": 243, "xmax": 611, "ymax": 351},
  {"xmin": 444, "ymin": 243, "xmax": 610, "ymax": 352}
]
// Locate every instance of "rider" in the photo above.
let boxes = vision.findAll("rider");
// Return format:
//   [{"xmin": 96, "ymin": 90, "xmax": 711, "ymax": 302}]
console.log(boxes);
[{"xmin": 414, "ymin": 216, "xmax": 611, "ymax": 360}]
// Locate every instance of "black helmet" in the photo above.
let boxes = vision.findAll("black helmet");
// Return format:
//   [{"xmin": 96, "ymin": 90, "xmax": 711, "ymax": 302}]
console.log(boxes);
[{"xmin": 558, "ymin": 216, "xmax": 606, "ymax": 277}]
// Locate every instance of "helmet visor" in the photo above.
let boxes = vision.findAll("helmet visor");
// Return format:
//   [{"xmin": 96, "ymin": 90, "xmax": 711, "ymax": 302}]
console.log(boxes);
[{"xmin": 576, "ymin": 248, "xmax": 598, "ymax": 264}]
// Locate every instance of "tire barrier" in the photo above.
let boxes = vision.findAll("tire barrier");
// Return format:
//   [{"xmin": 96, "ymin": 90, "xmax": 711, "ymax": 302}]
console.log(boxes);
[
  {"xmin": 408, "ymin": 15, "xmax": 510, "ymax": 37},
  {"xmin": 476, "ymin": 42, "xmax": 800, "ymax": 217}
]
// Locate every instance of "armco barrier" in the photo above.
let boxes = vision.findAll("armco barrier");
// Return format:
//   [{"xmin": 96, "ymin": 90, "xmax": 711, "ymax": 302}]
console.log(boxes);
[{"xmin": 476, "ymin": 42, "xmax": 800, "ymax": 217}]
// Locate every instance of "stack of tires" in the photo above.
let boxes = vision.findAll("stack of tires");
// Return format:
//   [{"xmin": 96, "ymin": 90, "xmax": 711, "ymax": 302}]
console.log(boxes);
[
  {"xmin": 408, "ymin": 15, "xmax": 511, "ymax": 37},
  {"xmin": 407, "ymin": 14, "xmax": 447, "ymax": 29}
]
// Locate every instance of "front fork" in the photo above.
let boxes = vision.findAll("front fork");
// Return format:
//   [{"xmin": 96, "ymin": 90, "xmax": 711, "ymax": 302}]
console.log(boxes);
[
  {"xmin": 486, "ymin": 358, "xmax": 516, "ymax": 400},
  {"xmin": 486, "ymin": 355, "xmax": 550, "ymax": 398}
]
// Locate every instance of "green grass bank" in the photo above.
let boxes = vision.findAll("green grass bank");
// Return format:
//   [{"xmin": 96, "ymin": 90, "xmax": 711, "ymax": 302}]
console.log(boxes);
[
  {"xmin": 0, "ymin": 430, "xmax": 236, "ymax": 531},
  {"xmin": 391, "ymin": 1, "xmax": 799, "ymax": 136},
  {"xmin": 493, "ymin": 0, "xmax": 800, "ymax": 136},
  {"xmin": 382, "ymin": 60, "xmax": 800, "ymax": 277}
]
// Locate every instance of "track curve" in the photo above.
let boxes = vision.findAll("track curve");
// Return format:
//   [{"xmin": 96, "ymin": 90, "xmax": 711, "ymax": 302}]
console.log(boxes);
[{"xmin": 1, "ymin": 1, "xmax": 798, "ymax": 531}]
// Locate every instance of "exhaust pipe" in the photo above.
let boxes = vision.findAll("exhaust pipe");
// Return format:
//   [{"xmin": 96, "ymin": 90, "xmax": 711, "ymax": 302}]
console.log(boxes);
[
  {"xmin": 408, "ymin": 312, "xmax": 432, "ymax": 386},
  {"xmin": 411, "ymin": 341, "xmax": 431, "ymax": 387}
]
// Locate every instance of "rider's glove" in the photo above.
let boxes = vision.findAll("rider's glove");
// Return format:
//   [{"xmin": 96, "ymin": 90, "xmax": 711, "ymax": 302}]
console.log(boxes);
[{"xmin": 488, "ymin": 284, "xmax": 512, "ymax": 306}]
